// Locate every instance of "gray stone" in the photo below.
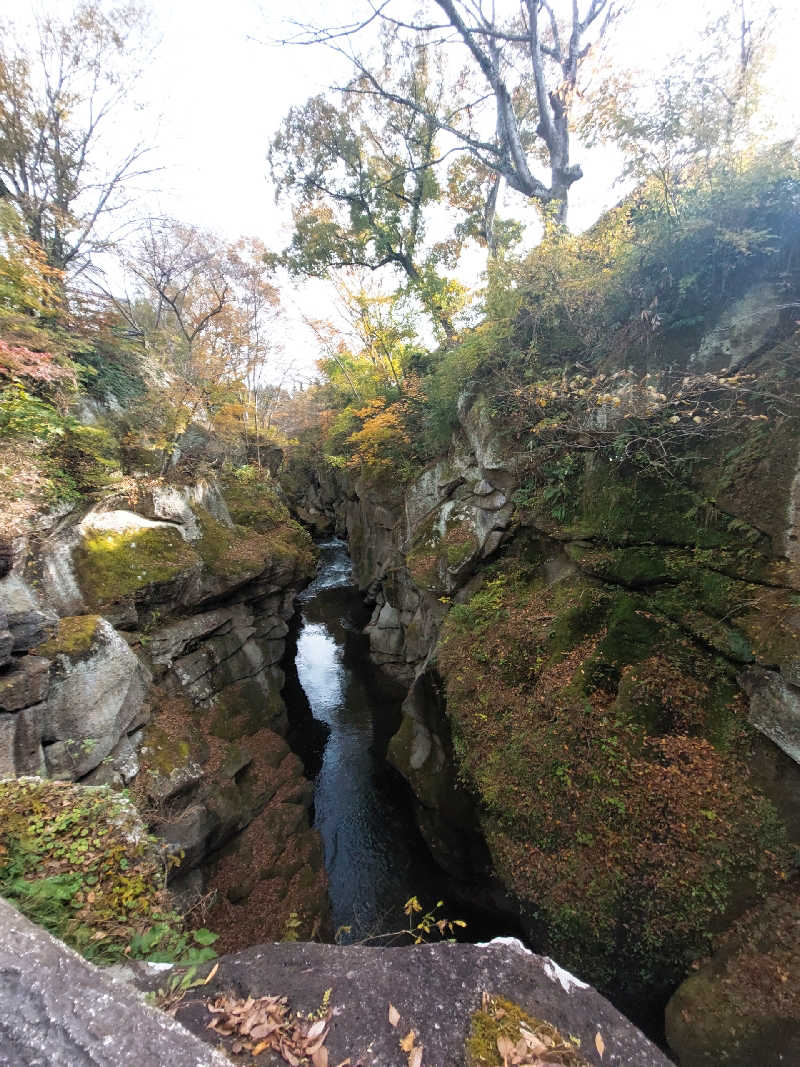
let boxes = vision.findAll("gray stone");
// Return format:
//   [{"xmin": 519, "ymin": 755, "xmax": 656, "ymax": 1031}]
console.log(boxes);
[
  {"xmin": 8, "ymin": 609, "xmax": 56, "ymax": 652},
  {"xmin": 0, "ymin": 703, "xmax": 46, "ymax": 777},
  {"xmin": 42, "ymin": 618, "xmax": 152, "ymax": 778},
  {"xmin": 81, "ymin": 733, "xmax": 141, "ymax": 787},
  {"xmin": 0, "ymin": 656, "xmax": 51, "ymax": 711},
  {"xmin": 171, "ymin": 939, "xmax": 672, "ymax": 1067},
  {"xmin": 148, "ymin": 608, "xmax": 232, "ymax": 665},
  {"xmin": 0, "ymin": 628, "xmax": 13, "ymax": 669},
  {"xmin": 0, "ymin": 895, "xmax": 230, "ymax": 1066},
  {"xmin": 693, "ymin": 281, "xmax": 783, "ymax": 372},
  {"xmin": 159, "ymin": 802, "xmax": 220, "ymax": 870},
  {"xmin": 741, "ymin": 667, "xmax": 800, "ymax": 766}
]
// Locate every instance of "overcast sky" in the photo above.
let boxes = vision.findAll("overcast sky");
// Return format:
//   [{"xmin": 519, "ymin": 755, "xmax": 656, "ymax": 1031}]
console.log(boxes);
[{"xmin": 6, "ymin": 0, "xmax": 800, "ymax": 380}]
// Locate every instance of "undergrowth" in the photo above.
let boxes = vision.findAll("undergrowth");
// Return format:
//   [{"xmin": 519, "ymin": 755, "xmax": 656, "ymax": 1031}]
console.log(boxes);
[{"xmin": 0, "ymin": 778, "xmax": 217, "ymax": 964}]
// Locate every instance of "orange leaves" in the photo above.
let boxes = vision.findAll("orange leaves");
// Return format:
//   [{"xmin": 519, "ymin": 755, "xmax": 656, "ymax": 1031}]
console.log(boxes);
[{"xmin": 206, "ymin": 992, "xmax": 332, "ymax": 1064}]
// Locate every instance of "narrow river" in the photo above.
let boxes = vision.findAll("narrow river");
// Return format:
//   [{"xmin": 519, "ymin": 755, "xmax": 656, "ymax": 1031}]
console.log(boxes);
[{"xmin": 290, "ymin": 538, "xmax": 462, "ymax": 943}]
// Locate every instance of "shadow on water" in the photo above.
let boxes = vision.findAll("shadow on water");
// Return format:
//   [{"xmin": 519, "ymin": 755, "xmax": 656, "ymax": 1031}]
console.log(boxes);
[{"xmin": 284, "ymin": 538, "xmax": 515, "ymax": 946}]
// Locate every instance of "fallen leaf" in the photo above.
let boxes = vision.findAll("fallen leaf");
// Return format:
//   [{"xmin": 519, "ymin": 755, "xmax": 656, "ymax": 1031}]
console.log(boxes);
[
  {"xmin": 595, "ymin": 1031, "xmax": 606, "ymax": 1058},
  {"xmin": 307, "ymin": 1018, "xmax": 328, "ymax": 1041},
  {"xmin": 311, "ymin": 1049, "xmax": 329, "ymax": 1067},
  {"xmin": 497, "ymin": 1034, "xmax": 516, "ymax": 1063},
  {"xmin": 408, "ymin": 1046, "xmax": 423, "ymax": 1067},
  {"xmin": 400, "ymin": 1031, "xmax": 416, "ymax": 1053},
  {"xmin": 202, "ymin": 962, "xmax": 219, "ymax": 985},
  {"xmin": 388, "ymin": 1004, "xmax": 400, "ymax": 1027}
]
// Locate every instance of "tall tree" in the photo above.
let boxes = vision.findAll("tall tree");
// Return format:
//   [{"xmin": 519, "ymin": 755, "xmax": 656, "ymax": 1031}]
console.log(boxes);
[
  {"xmin": 285, "ymin": 0, "xmax": 620, "ymax": 226},
  {"xmin": 270, "ymin": 42, "xmax": 465, "ymax": 339},
  {"xmin": 0, "ymin": 1, "xmax": 153, "ymax": 274},
  {"xmin": 582, "ymin": 0, "xmax": 774, "ymax": 217}
]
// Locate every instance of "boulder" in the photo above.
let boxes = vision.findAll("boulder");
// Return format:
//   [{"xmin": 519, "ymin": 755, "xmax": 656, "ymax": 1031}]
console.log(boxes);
[
  {"xmin": 39, "ymin": 616, "xmax": 152, "ymax": 779},
  {"xmin": 0, "ymin": 896, "xmax": 230, "ymax": 1067},
  {"xmin": 0, "ymin": 573, "xmax": 58, "ymax": 650},
  {"xmin": 171, "ymin": 938, "xmax": 672, "ymax": 1066},
  {"xmin": 741, "ymin": 667, "xmax": 800, "ymax": 766},
  {"xmin": 0, "ymin": 703, "xmax": 46, "ymax": 776},
  {"xmin": 0, "ymin": 655, "xmax": 51, "ymax": 712},
  {"xmin": 665, "ymin": 886, "xmax": 800, "ymax": 1066}
]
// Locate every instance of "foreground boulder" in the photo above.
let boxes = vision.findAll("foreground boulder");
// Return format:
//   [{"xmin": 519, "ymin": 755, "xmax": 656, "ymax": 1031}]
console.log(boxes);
[
  {"xmin": 171, "ymin": 938, "xmax": 672, "ymax": 1066},
  {"xmin": 0, "ymin": 896, "xmax": 229, "ymax": 1066}
]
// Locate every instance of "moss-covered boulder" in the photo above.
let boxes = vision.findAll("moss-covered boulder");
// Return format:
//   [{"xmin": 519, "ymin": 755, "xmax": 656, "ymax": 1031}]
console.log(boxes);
[
  {"xmin": 36, "ymin": 614, "xmax": 151, "ymax": 779},
  {"xmin": 436, "ymin": 558, "xmax": 792, "ymax": 1007},
  {"xmin": 74, "ymin": 519, "xmax": 202, "ymax": 615},
  {"xmin": 665, "ymin": 884, "xmax": 800, "ymax": 1066}
]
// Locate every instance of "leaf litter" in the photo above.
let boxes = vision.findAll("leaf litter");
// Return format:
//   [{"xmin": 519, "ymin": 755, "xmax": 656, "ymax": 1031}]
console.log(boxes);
[{"xmin": 206, "ymin": 992, "xmax": 338, "ymax": 1065}]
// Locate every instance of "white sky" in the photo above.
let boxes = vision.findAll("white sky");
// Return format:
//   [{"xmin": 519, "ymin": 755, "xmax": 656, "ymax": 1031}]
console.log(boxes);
[{"xmin": 6, "ymin": 0, "xmax": 800, "ymax": 381}]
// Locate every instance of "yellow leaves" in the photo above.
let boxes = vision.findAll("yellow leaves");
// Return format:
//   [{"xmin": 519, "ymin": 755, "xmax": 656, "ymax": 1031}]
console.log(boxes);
[
  {"xmin": 389, "ymin": 1004, "xmax": 401, "ymax": 1027},
  {"xmin": 398, "ymin": 1028, "xmax": 423, "ymax": 1067},
  {"xmin": 399, "ymin": 1031, "xmax": 416, "ymax": 1052},
  {"xmin": 595, "ymin": 1031, "xmax": 606, "ymax": 1058}
]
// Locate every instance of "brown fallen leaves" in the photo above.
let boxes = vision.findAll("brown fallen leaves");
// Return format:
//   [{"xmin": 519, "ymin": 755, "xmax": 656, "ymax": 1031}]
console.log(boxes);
[
  {"xmin": 206, "ymin": 993, "xmax": 334, "ymax": 1066},
  {"xmin": 480, "ymin": 993, "xmax": 590, "ymax": 1067},
  {"xmin": 388, "ymin": 1003, "xmax": 423, "ymax": 1066}
]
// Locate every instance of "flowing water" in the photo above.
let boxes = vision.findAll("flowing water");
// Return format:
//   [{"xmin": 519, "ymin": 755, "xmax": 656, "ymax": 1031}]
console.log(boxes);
[{"xmin": 290, "ymin": 538, "xmax": 459, "ymax": 943}]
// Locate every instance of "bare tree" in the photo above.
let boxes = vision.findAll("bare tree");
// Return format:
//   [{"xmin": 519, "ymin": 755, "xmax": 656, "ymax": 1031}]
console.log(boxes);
[
  {"xmin": 284, "ymin": 0, "xmax": 620, "ymax": 226},
  {"xmin": 0, "ymin": 1, "xmax": 155, "ymax": 274}
]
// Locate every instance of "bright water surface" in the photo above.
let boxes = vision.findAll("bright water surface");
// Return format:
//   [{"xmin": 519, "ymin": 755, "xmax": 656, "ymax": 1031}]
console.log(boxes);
[{"xmin": 294, "ymin": 538, "xmax": 443, "ymax": 942}]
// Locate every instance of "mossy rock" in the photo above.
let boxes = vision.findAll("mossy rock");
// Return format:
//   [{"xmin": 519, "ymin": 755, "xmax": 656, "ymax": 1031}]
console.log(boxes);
[
  {"xmin": 36, "ymin": 615, "xmax": 102, "ymax": 660},
  {"xmin": 466, "ymin": 994, "xmax": 589, "ymax": 1067},
  {"xmin": 438, "ymin": 559, "xmax": 793, "ymax": 1005},
  {"xmin": 407, "ymin": 511, "xmax": 479, "ymax": 592},
  {"xmin": 75, "ymin": 525, "xmax": 200, "ymax": 607},
  {"xmin": 209, "ymin": 679, "xmax": 285, "ymax": 741},
  {"xmin": 665, "ymin": 885, "xmax": 800, "ymax": 1066},
  {"xmin": 48, "ymin": 423, "xmax": 122, "ymax": 494},
  {"xmin": 219, "ymin": 466, "xmax": 290, "ymax": 532}
]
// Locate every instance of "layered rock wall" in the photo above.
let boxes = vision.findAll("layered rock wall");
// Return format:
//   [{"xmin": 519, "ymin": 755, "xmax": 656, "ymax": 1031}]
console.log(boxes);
[{"xmin": 0, "ymin": 471, "xmax": 328, "ymax": 943}]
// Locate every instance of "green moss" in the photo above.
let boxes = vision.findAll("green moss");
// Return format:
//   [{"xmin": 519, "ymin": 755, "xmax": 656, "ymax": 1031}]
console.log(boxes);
[
  {"xmin": 0, "ymin": 778, "xmax": 211, "ymax": 965},
  {"xmin": 219, "ymin": 466, "xmax": 290, "ymax": 532},
  {"xmin": 466, "ymin": 994, "xmax": 589, "ymax": 1067},
  {"xmin": 570, "ymin": 462, "xmax": 740, "ymax": 548},
  {"xmin": 36, "ymin": 614, "xmax": 101, "ymax": 659},
  {"xmin": 209, "ymin": 679, "xmax": 284, "ymax": 741},
  {"xmin": 46, "ymin": 423, "xmax": 122, "ymax": 496},
  {"xmin": 137, "ymin": 725, "xmax": 192, "ymax": 778},
  {"xmin": 75, "ymin": 525, "xmax": 200, "ymax": 606},
  {"xmin": 407, "ymin": 513, "xmax": 479, "ymax": 591},
  {"xmin": 437, "ymin": 558, "xmax": 792, "ymax": 1006}
]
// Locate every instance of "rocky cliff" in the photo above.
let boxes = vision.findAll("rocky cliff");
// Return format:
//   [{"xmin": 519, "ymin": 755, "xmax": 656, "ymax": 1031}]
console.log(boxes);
[
  {"xmin": 0, "ymin": 464, "xmax": 329, "ymax": 949},
  {"xmin": 282, "ymin": 287, "xmax": 800, "ymax": 1060}
]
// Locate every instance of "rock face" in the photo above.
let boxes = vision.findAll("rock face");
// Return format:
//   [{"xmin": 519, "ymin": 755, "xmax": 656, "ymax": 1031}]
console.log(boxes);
[
  {"xmin": 665, "ymin": 885, "xmax": 800, "ymax": 1066},
  {"xmin": 0, "ymin": 895, "xmax": 230, "ymax": 1067},
  {"xmin": 0, "ymin": 470, "xmax": 328, "ymax": 943},
  {"xmin": 283, "ymin": 316, "xmax": 800, "ymax": 1053},
  {"xmin": 170, "ymin": 937, "xmax": 672, "ymax": 1067}
]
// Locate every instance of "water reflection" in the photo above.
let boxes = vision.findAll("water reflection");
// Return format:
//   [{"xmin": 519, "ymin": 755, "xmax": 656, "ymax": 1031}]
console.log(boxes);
[{"xmin": 295, "ymin": 539, "xmax": 432, "ymax": 941}]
